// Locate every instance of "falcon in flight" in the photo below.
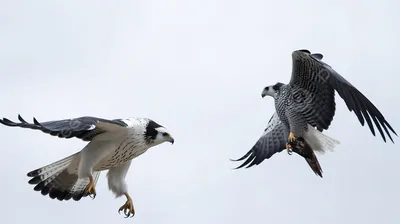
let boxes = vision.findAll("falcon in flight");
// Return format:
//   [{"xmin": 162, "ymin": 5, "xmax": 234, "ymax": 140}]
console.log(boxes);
[
  {"xmin": 0, "ymin": 115, "xmax": 174, "ymax": 218},
  {"xmin": 233, "ymin": 49, "xmax": 397, "ymax": 177}
]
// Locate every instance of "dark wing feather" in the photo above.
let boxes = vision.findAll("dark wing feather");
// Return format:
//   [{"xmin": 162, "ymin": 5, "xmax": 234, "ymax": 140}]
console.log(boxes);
[
  {"xmin": 289, "ymin": 49, "xmax": 397, "ymax": 142},
  {"xmin": 231, "ymin": 113, "xmax": 288, "ymax": 169},
  {"xmin": 288, "ymin": 50, "xmax": 336, "ymax": 131},
  {"xmin": 0, "ymin": 114, "xmax": 128, "ymax": 141},
  {"xmin": 29, "ymin": 169, "xmax": 101, "ymax": 201}
]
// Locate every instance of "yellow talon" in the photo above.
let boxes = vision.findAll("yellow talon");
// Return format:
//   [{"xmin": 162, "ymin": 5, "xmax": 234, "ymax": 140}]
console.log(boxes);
[
  {"xmin": 288, "ymin": 132, "xmax": 296, "ymax": 142},
  {"xmin": 286, "ymin": 143, "xmax": 293, "ymax": 155},
  {"xmin": 85, "ymin": 176, "xmax": 96, "ymax": 199},
  {"xmin": 118, "ymin": 193, "xmax": 135, "ymax": 218}
]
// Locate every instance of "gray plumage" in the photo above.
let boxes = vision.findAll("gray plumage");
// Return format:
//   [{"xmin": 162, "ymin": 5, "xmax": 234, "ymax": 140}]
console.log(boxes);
[
  {"xmin": 233, "ymin": 49, "xmax": 397, "ymax": 174},
  {"xmin": 0, "ymin": 114, "xmax": 174, "ymax": 216},
  {"xmin": 1, "ymin": 115, "xmax": 129, "ymax": 141},
  {"xmin": 287, "ymin": 49, "xmax": 396, "ymax": 141},
  {"xmin": 233, "ymin": 112, "xmax": 287, "ymax": 169}
]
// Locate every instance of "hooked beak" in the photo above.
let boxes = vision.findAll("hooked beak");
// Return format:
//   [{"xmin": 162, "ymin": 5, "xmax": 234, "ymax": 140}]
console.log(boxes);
[
  {"xmin": 261, "ymin": 90, "xmax": 267, "ymax": 98},
  {"xmin": 168, "ymin": 136, "xmax": 175, "ymax": 144}
]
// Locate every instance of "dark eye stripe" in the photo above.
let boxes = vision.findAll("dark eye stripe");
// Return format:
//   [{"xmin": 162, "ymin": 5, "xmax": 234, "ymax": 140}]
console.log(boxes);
[{"xmin": 162, "ymin": 133, "xmax": 168, "ymax": 136}]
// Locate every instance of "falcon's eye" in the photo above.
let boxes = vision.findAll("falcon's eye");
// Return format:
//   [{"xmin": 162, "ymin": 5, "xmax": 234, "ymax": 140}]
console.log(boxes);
[
  {"xmin": 265, "ymin": 87, "xmax": 269, "ymax": 91},
  {"xmin": 162, "ymin": 133, "xmax": 169, "ymax": 137}
]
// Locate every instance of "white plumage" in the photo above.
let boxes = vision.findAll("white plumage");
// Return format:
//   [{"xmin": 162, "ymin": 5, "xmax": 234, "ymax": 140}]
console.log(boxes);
[
  {"xmin": 302, "ymin": 124, "xmax": 340, "ymax": 154},
  {"xmin": 0, "ymin": 115, "xmax": 174, "ymax": 218}
]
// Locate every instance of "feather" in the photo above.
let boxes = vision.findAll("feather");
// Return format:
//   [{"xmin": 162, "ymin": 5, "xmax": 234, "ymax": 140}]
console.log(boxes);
[
  {"xmin": 231, "ymin": 113, "xmax": 288, "ymax": 169},
  {"xmin": 289, "ymin": 49, "xmax": 397, "ymax": 143}
]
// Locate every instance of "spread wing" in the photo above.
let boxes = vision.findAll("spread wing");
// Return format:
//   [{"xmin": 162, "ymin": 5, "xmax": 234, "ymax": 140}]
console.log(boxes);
[
  {"xmin": 289, "ymin": 49, "xmax": 397, "ymax": 142},
  {"xmin": 0, "ymin": 114, "xmax": 129, "ymax": 141},
  {"xmin": 232, "ymin": 112, "xmax": 288, "ymax": 169}
]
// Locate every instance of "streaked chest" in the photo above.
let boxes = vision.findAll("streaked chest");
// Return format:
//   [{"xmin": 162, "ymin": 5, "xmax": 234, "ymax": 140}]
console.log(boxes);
[{"xmin": 99, "ymin": 136, "xmax": 149, "ymax": 169}]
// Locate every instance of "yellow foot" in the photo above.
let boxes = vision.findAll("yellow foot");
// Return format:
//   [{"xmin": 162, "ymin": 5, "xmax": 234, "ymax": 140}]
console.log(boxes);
[
  {"xmin": 85, "ymin": 176, "xmax": 96, "ymax": 199},
  {"xmin": 118, "ymin": 193, "xmax": 135, "ymax": 218},
  {"xmin": 286, "ymin": 143, "xmax": 293, "ymax": 155},
  {"xmin": 288, "ymin": 132, "xmax": 296, "ymax": 142}
]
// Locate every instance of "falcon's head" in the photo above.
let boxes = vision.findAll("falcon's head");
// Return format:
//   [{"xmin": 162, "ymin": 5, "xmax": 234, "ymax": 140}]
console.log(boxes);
[
  {"xmin": 144, "ymin": 120, "xmax": 174, "ymax": 146},
  {"xmin": 261, "ymin": 82, "xmax": 285, "ymax": 98}
]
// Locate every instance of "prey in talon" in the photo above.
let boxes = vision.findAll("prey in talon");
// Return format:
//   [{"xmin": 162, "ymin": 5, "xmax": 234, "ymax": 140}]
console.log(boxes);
[{"xmin": 290, "ymin": 137, "xmax": 323, "ymax": 178}]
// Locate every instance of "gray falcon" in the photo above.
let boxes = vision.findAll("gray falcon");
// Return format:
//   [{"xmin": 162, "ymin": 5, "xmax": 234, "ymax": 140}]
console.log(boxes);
[
  {"xmin": 233, "ymin": 49, "xmax": 397, "ymax": 177},
  {"xmin": 0, "ymin": 115, "xmax": 174, "ymax": 218}
]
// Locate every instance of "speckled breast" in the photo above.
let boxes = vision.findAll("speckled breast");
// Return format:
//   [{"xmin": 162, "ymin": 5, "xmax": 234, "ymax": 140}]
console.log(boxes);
[{"xmin": 98, "ymin": 137, "xmax": 148, "ymax": 170}]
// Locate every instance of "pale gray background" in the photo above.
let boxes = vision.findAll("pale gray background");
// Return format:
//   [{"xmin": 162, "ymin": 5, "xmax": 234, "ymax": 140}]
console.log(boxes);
[{"xmin": 1, "ymin": 0, "xmax": 399, "ymax": 223}]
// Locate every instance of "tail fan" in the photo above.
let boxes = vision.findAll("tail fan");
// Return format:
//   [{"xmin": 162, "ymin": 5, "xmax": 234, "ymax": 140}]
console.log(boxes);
[
  {"xmin": 27, "ymin": 153, "xmax": 101, "ymax": 201},
  {"xmin": 304, "ymin": 125, "xmax": 340, "ymax": 154}
]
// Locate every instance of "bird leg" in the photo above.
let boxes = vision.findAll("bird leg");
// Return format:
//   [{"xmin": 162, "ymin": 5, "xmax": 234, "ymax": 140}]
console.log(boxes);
[
  {"xmin": 118, "ymin": 193, "xmax": 135, "ymax": 218},
  {"xmin": 288, "ymin": 132, "xmax": 296, "ymax": 142},
  {"xmin": 286, "ymin": 132, "xmax": 296, "ymax": 155},
  {"xmin": 286, "ymin": 143, "xmax": 293, "ymax": 155},
  {"xmin": 85, "ymin": 176, "xmax": 96, "ymax": 199}
]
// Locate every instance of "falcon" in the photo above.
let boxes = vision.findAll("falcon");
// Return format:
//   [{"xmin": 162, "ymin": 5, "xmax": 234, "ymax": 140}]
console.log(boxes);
[
  {"xmin": 232, "ymin": 49, "xmax": 397, "ymax": 177},
  {"xmin": 0, "ymin": 115, "xmax": 174, "ymax": 218}
]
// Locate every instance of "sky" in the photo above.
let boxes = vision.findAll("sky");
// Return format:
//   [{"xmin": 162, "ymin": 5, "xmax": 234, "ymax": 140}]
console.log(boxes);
[{"xmin": 1, "ymin": 0, "xmax": 399, "ymax": 223}]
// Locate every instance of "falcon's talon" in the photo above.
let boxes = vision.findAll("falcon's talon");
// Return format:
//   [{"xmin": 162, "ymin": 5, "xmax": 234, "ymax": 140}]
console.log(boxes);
[
  {"xmin": 85, "ymin": 176, "xmax": 96, "ymax": 199},
  {"xmin": 288, "ymin": 132, "xmax": 296, "ymax": 142},
  {"xmin": 88, "ymin": 193, "xmax": 96, "ymax": 199},
  {"xmin": 118, "ymin": 193, "xmax": 135, "ymax": 218},
  {"xmin": 286, "ymin": 143, "xmax": 293, "ymax": 155}
]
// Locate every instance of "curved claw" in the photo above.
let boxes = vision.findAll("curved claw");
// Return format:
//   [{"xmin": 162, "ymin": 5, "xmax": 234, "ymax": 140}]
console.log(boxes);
[
  {"xmin": 85, "ymin": 176, "xmax": 96, "ymax": 199},
  {"xmin": 118, "ymin": 205, "xmax": 134, "ymax": 218},
  {"xmin": 118, "ymin": 193, "xmax": 135, "ymax": 218},
  {"xmin": 88, "ymin": 192, "xmax": 96, "ymax": 199},
  {"xmin": 286, "ymin": 143, "xmax": 293, "ymax": 155}
]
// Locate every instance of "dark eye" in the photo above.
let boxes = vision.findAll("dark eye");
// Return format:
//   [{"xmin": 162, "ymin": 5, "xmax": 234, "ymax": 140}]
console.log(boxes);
[
  {"xmin": 265, "ymin": 87, "xmax": 269, "ymax": 91},
  {"xmin": 162, "ymin": 133, "xmax": 169, "ymax": 136}
]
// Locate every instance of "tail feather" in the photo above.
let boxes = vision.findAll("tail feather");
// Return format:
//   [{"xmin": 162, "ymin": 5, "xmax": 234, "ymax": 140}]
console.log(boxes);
[
  {"xmin": 27, "ymin": 153, "xmax": 100, "ymax": 201},
  {"xmin": 27, "ymin": 155, "xmax": 74, "ymax": 178},
  {"xmin": 304, "ymin": 125, "xmax": 340, "ymax": 154}
]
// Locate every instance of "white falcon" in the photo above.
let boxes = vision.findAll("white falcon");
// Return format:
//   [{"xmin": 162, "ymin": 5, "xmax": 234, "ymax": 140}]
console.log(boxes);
[{"xmin": 0, "ymin": 115, "xmax": 174, "ymax": 218}]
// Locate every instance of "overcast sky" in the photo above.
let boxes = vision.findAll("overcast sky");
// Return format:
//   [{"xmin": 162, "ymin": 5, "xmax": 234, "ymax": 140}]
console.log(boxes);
[{"xmin": 1, "ymin": 0, "xmax": 399, "ymax": 223}]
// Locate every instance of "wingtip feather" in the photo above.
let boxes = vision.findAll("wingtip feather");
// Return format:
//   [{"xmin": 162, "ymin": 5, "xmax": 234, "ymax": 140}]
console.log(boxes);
[
  {"xmin": 33, "ymin": 117, "xmax": 40, "ymax": 125},
  {"xmin": 18, "ymin": 114, "xmax": 27, "ymax": 123}
]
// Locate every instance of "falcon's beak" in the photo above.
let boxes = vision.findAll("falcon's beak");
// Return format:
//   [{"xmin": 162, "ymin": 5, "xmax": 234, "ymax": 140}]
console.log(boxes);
[
  {"xmin": 261, "ymin": 90, "xmax": 267, "ymax": 98},
  {"xmin": 168, "ymin": 137, "xmax": 174, "ymax": 144}
]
